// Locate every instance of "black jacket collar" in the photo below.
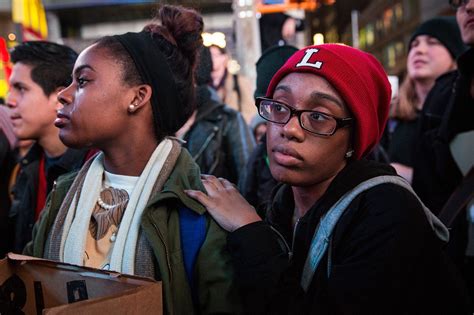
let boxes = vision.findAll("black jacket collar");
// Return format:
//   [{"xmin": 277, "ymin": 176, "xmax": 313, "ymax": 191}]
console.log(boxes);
[
  {"xmin": 21, "ymin": 142, "xmax": 88, "ymax": 173},
  {"xmin": 268, "ymin": 159, "xmax": 397, "ymax": 241},
  {"xmin": 457, "ymin": 47, "xmax": 474, "ymax": 77}
]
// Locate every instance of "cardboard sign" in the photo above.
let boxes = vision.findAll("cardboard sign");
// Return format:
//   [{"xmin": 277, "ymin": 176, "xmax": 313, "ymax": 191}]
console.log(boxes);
[{"xmin": 0, "ymin": 253, "xmax": 162, "ymax": 314}]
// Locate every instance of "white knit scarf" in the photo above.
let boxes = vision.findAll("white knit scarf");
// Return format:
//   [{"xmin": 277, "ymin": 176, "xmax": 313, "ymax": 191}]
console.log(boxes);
[{"xmin": 61, "ymin": 139, "xmax": 173, "ymax": 275}]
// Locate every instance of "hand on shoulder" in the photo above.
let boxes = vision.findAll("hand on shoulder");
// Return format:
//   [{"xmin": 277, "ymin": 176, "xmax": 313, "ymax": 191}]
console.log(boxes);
[{"xmin": 185, "ymin": 175, "xmax": 262, "ymax": 232}]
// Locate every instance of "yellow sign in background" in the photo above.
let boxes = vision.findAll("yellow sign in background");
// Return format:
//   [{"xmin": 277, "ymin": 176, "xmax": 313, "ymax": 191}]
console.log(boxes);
[{"xmin": 12, "ymin": 0, "xmax": 48, "ymax": 39}]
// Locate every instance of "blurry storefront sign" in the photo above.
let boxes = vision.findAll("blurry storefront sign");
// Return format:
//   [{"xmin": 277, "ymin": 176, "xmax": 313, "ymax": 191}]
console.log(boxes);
[
  {"xmin": 0, "ymin": 37, "xmax": 12, "ymax": 99},
  {"xmin": 42, "ymin": 0, "xmax": 154, "ymax": 9},
  {"xmin": 12, "ymin": 0, "xmax": 48, "ymax": 40},
  {"xmin": 4, "ymin": 0, "xmax": 48, "ymax": 98},
  {"xmin": 256, "ymin": 0, "xmax": 325, "ymax": 14}
]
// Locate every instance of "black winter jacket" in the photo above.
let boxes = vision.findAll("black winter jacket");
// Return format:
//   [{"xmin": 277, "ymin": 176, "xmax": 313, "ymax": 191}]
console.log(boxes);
[
  {"xmin": 183, "ymin": 86, "xmax": 255, "ymax": 183},
  {"xmin": 412, "ymin": 48, "xmax": 474, "ymax": 215},
  {"xmin": 9, "ymin": 143, "xmax": 88, "ymax": 253},
  {"xmin": 228, "ymin": 159, "xmax": 470, "ymax": 314},
  {"xmin": 412, "ymin": 48, "xmax": 474, "ymax": 293}
]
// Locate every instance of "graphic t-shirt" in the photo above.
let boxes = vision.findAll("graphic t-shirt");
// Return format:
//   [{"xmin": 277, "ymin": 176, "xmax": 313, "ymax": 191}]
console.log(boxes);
[{"xmin": 84, "ymin": 171, "xmax": 138, "ymax": 269}]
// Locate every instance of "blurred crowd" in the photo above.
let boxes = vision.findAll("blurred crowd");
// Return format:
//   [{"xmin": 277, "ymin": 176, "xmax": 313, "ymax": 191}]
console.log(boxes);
[{"xmin": 0, "ymin": 1, "xmax": 473, "ymax": 314}]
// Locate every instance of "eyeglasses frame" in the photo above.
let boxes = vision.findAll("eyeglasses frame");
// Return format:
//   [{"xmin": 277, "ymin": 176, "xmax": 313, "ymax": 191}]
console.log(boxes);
[{"xmin": 256, "ymin": 97, "xmax": 353, "ymax": 136}]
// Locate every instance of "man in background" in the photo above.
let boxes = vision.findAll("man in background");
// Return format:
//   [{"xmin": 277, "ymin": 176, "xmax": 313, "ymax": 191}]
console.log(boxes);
[{"xmin": 7, "ymin": 41, "xmax": 89, "ymax": 253}]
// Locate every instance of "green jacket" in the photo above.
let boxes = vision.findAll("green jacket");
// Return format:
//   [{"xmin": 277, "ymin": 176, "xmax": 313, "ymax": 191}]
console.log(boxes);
[{"xmin": 24, "ymin": 149, "xmax": 241, "ymax": 314}]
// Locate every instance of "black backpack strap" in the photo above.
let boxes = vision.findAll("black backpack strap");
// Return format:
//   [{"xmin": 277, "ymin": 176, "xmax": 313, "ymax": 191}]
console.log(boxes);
[{"xmin": 438, "ymin": 167, "xmax": 474, "ymax": 228}]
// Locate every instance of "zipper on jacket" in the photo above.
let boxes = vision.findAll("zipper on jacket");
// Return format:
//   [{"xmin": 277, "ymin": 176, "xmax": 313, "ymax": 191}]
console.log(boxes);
[
  {"xmin": 48, "ymin": 180, "xmax": 57, "ymax": 206},
  {"xmin": 151, "ymin": 220, "xmax": 173, "ymax": 283},
  {"xmin": 47, "ymin": 180, "xmax": 58, "ymax": 216},
  {"xmin": 289, "ymin": 218, "xmax": 301, "ymax": 260},
  {"xmin": 269, "ymin": 225, "xmax": 292, "ymax": 259}
]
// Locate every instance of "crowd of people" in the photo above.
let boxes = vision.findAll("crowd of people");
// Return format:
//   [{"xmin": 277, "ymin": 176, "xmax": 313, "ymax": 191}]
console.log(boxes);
[{"xmin": 0, "ymin": 0, "xmax": 473, "ymax": 314}]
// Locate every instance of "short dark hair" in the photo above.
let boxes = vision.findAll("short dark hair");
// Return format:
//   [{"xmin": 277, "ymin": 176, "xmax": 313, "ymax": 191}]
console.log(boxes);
[{"xmin": 10, "ymin": 41, "xmax": 78, "ymax": 96}]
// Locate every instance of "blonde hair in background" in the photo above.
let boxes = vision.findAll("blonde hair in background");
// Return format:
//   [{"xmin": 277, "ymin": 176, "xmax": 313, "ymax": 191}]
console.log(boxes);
[{"xmin": 391, "ymin": 74, "xmax": 419, "ymax": 121}]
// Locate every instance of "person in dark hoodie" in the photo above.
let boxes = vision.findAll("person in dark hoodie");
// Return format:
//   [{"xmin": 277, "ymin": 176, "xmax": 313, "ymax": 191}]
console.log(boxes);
[
  {"xmin": 177, "ymin": 45, "xmax": 255, "ymax": 183},
  {"xmin": 186, "ymin": 44, "xmax": 471, "ymax": 314}
]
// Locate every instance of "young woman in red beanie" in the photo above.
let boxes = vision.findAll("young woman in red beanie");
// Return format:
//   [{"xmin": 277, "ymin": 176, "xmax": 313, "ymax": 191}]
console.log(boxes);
[
  {"xmin": 23, "ymin": 5, "xmax": 240, "ymax": 314},
  {"xmin": 186, "ymin": 44, "xmax": 470, "ymax": 314}
]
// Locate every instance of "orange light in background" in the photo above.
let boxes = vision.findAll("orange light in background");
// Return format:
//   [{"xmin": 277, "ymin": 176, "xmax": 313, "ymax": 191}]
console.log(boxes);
[
  {"xmin": 256, "ymin": 0, "xmax": 318, "ymax": 14},
  {"xmin": 8, "ymin": 33, "xmax": 16, "ymax": 41}
]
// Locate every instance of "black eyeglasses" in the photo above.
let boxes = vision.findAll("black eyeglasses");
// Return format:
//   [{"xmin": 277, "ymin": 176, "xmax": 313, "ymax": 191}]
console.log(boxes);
[
  {"xmin": 256, "ymin": 97, "xmax": 353, "ymax": 136},
  {"xmin": 450, "ymin": 0, "xmax": 469, "ymax": 9}
]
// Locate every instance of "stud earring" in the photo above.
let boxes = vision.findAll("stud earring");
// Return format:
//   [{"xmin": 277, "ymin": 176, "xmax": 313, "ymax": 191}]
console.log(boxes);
[
  {"xmin": 345, "ymin": 150, "xmax": 354, "ymax": 158},
  {"xmin": 128, "ymin": 104, "xmax": 137, "ymax": 113}
]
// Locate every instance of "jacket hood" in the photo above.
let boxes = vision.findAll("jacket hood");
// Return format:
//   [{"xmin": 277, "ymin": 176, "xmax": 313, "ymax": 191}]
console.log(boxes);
[{"xmin": 22, "ymin": 143, "xmax": 89, "ymax": 172}]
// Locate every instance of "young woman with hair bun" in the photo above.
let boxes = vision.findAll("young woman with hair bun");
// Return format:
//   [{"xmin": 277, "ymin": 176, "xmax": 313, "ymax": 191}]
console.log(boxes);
[{"xmin": 24, "ymin": 5, "xmax": 240, "ymax": 314}]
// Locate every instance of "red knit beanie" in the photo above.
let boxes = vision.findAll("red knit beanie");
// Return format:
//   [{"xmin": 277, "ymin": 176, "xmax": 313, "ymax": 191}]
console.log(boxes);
[{"xmin": 266, "ymin": 44, "xmax": 391, "ymax": 160}]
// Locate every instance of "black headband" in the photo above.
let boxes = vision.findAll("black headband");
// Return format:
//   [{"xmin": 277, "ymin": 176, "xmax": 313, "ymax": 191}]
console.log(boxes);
[{"xmin": 114, "ymin": 31, "xmax": 180, "ymax": 136}]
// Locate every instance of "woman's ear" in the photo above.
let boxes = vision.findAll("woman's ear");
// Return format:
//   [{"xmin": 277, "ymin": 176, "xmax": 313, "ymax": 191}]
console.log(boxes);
[{"xmin": 129, "ymin": 84, "xmax": 152, "ymax": 112}]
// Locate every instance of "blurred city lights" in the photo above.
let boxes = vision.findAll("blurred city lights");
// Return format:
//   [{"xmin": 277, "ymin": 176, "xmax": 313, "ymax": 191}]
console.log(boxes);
[
  {"xmin": 313, "ymin": 33, "xmax": 324, "ymax": 45},
  {"xmin": 8, "ymin": 33, "xmax": 16, "ymax": 41},
  {"xmin": 202, "ymin": 32, "xmax": 227, "ymax": 49},
  {"xmin": 228, "ymin": 59, "xmax": 241, "ymax": 75}
]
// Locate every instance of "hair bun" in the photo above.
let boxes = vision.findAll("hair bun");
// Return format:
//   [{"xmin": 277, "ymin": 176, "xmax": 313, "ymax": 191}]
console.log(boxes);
[
  {"xmin": 141, "ymin": 5, "xmax": 203, "ymax": 136},
  {"xmin": 146, "ymin": 5, "xmax": 203, "ymax": 65}
]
